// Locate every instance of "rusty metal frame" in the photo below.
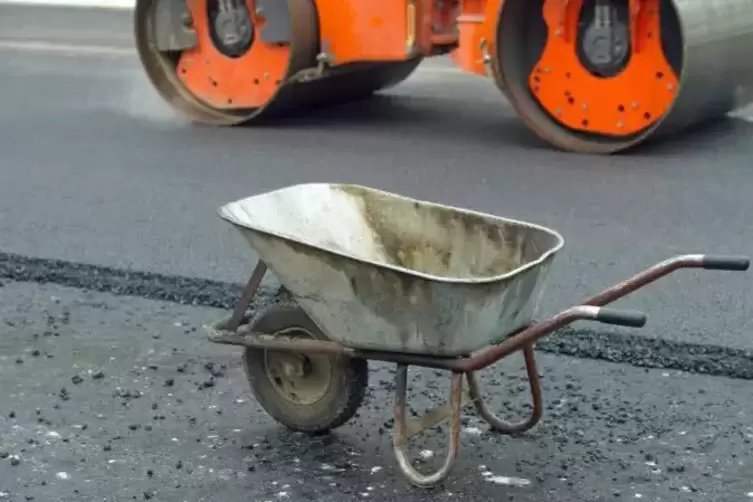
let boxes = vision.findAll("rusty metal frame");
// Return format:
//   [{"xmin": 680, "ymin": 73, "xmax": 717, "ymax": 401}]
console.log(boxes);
[{"xmin": 205, "ymin": 253, "xmax": 748, "ymax": 487}]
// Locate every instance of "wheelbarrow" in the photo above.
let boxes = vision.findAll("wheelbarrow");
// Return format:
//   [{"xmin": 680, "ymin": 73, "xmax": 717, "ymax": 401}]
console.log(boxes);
[{"xmin": 205, "ymin": 183, "xmax": 749, "ymax": 488}]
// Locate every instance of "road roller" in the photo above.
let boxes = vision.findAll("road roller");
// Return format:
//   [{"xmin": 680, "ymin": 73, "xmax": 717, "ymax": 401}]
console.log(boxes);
[{"xmin": 134, "ymin": 0, "xmax": 753, "ymax": 153}]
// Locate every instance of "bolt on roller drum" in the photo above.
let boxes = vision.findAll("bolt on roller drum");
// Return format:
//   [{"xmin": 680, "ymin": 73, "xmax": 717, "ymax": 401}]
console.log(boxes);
[
  {"xmin": 493, "ymin": 0, "xmax": 753, "ymax": 153},
  {"xmin": 133, "ymin": 0, "xmax": 422, "ymax": 125}
]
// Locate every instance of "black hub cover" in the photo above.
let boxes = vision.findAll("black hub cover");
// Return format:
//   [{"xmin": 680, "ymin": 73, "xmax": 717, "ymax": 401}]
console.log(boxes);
[
  {"xmin": 210, "ymin": 0, "xmax": 255, "ymax": 58},
  {"xmin": 577, "ymin": 0, "xmax": 631, "ymax": 77}
]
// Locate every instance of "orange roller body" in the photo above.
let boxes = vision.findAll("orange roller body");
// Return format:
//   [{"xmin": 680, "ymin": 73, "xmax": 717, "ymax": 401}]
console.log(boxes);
[
  {"xmin": 177, "ymin": 0, "xmax": 290, "ymax": 109},
  {"xmin": 315, "ymin": 1, "xmax": 417, "ymax": 63},
  {"xmin": 134, "ymin": 0, "xmax": 753, "ymax": 153},
  {"xmin": 530, "ymin": 0, "xmax": 679, "ymax": 135}
]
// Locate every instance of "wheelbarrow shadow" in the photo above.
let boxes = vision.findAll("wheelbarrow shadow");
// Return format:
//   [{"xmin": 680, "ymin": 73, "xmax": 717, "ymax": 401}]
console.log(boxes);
[
  {"xmin": 230, "ymin": 359, "xmax": 548, "ymax": 499},
  {"xmin": 235, "ymin": 423, "xmax": 539, "ymax": 499}
]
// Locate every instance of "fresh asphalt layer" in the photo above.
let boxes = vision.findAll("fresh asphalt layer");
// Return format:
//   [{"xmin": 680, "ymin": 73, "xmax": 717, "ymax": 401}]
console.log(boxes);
[{"xmin": 0, "ymin": 4, "xmax": 753, "ymax": 501}]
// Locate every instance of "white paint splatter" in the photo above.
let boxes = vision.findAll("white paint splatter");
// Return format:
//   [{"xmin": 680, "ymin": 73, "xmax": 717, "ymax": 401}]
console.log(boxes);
[
  {"xmin": 56, "ymin": 472, "xmax": 70, "ymax": 480},
  {"xmin": 370, "ymin": 466, "xmax": 383, "ymax": 474},
  {"xmin": 487, "ymin": 476, "xmax": 531, "ymax": 487},
  {"xmin": 419, "ymin": 450, "xmax": 434, "ymax": 460},
  {"xmin": 463, "ymin": 427, "xmax": 482, "ymax": 435},
  {"xmin": 481, "ymin": 471, "xmax": 531, "ymax": 487},
  {"xmin": 745, "ymin": 492, "xmax": 753, "ymax": 498}
]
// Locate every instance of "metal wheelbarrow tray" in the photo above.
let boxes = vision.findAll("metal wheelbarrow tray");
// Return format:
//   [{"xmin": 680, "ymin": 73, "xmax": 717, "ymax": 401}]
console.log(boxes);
[{"xmin": 205, "ymin": 183, "xmax": 749, "ymax": 488}]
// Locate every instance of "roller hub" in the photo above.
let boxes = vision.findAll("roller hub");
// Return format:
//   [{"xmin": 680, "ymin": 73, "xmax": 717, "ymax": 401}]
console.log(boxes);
[
  {"xmin": 578, "ymin": 0, "xmax": 630, "ymax": 76},
  {"xmin": 210, "ymin": 0, "xmax": 255, "ymax": 58}
]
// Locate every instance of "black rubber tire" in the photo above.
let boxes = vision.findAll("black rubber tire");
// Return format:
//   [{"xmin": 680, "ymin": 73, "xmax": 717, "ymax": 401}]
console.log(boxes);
[{"xmin": 242, "ymin": 302, "xmax": 369, "ymax": 434}]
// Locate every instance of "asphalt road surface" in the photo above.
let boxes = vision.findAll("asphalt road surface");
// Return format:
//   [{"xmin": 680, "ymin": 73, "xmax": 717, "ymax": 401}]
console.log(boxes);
[{"xmin": 1, "ymin": 5, "xmax": 753, "ymax": 501}]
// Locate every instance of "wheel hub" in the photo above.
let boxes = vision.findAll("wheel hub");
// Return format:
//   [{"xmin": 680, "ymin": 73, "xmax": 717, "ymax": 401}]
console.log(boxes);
[
  {"xmin": 263, "ymin": 328, "xmax": 332, "ymax": 406},
  {"xmin": 210, "ymin": 0, "xmax": 255, "ymax": 58}
]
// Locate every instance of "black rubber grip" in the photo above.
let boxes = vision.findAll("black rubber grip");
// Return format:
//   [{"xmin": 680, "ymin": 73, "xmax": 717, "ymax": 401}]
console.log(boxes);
[
  {"xmin": 701, "ymin": 255, "xmax": 750, "ymax": 271},
  {"xmin": 595, "ymin": 308, "xmax": 647, "ymax": 328}
]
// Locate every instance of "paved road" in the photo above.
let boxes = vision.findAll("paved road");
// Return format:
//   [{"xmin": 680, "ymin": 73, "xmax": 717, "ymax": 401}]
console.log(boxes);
[
  {"xmin": 1, "ymin": 5, "xmax": 753, "ymax": 501},
  {"xmin": 3, "ymin": 281, "xmax": 753, "ymax": 502}
]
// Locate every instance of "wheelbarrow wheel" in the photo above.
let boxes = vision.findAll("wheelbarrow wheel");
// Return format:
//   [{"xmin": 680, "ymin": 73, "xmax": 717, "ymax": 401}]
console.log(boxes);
[{"xmin": 242, "ymin": 301, "xmax": 369, "ymax": 434}]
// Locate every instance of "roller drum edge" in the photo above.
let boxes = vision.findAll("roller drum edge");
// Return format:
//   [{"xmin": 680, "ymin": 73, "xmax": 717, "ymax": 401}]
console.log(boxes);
[
  {"xmin": 133, "ymin": 0, "xmax": 321, "ymax": 125},
  {"xmin": 493, "ymin": 0, "xmax": 753, "ymax": 154},
  {"xmin": 652, "ymin": 0, "xmax": 753, "ymax": 137}
]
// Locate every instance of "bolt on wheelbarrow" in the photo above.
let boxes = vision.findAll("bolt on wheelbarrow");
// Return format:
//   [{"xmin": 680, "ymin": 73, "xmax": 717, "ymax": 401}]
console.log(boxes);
[{"xmin": 204, "ymin": 183, "xmax": 749, "ymax": 488}]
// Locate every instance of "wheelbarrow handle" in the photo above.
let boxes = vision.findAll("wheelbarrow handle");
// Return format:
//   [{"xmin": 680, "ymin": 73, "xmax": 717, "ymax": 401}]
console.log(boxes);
[
  {"xmin": 582, "ymin": 253, "xmax": 749, "ymax": 308},
  {"xmin": 700, "ymin": 255, "xmax": 750, "ymax": 271},
  {"xmin": 458, "ymin": 305, "xmax": 647, "ymax": 372},
  {"xmin": 591, "ymin": 307, "xmax": 647, "ymax": 328}
]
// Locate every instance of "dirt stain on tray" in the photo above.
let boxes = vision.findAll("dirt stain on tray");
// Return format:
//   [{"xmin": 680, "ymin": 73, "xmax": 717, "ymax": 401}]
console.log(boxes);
[{"xmin": 336, "ymin": 184, "xmax": 531, "ymax": 279}]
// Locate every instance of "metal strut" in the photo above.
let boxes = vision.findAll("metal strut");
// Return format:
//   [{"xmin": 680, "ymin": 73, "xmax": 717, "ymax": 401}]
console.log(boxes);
[
  {"xmin": 466, "ymin": 346, "xmax": 543, "ymax": 434},
  {"xmin": 391, "ymin": 347, "xmax": 545, "ymax": 487},
  {"xmin": 392, "ymin": 365, "xmax": 464, "ymax": 487}
]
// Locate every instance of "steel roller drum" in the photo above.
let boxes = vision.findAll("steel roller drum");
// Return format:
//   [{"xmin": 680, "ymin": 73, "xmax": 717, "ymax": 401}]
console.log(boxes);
[
  {"xmin": 494, "ymin": 0, "xmax": 753, "ymax": 153},
  {"xmin": 133, "ymin": 0, "xmax": 422, "ymax": 126}
]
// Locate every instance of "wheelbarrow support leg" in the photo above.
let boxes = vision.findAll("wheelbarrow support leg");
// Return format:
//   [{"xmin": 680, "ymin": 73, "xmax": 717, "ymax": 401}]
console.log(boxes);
[
  {"xmin": 467, "ymin": 345, "xmax": 543, "ymax": 435},
  {"xmin": 392, "ymin": 364, "xmax": 464, "ymax": 488},
  {"xmin": 226, "ymin": 260, "xmax": 268, "ymax": 331}
]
